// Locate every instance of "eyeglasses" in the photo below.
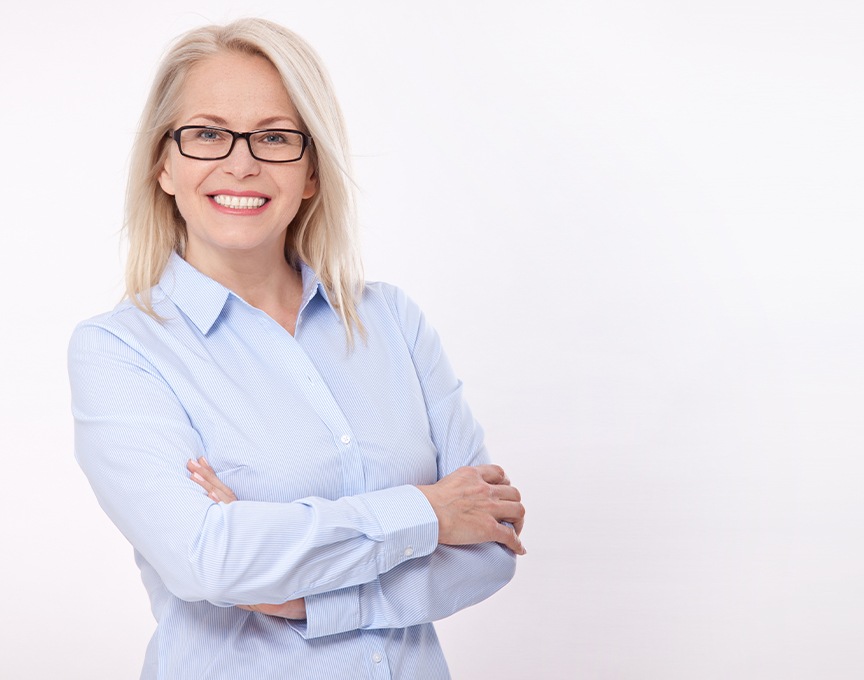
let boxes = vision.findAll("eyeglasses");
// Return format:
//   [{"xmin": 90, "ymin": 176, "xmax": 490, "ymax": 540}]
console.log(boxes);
[{"xmin": 168, "ymin": 125, "xmax": 313, "ymax": 163}]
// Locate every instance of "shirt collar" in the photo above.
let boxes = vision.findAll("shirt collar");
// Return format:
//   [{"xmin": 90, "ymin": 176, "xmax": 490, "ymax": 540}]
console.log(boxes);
[
  {"xmin": 158, "ymin": 253, "xmax": 232, "ymax": 334},
  {"xmin": 299, "ymin": 258, "xmax": 337, "ymax": 317},
  {"xmin": 158, "ymin": 252, "xmax": 337, "ymax": 335}
]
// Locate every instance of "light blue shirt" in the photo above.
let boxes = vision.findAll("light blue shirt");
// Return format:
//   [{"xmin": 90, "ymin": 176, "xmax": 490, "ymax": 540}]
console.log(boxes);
[{"xmin": 69, "ymin": 253, "xmax": 516, "ymax": 680}]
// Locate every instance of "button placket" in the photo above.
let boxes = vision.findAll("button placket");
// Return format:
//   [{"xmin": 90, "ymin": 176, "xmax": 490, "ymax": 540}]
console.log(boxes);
[{"xmin": 267, "ymin": 319, "xmax": 365, "ymax": 497}]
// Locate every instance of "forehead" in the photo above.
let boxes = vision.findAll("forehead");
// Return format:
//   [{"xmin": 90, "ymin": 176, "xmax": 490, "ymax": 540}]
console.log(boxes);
[{"xmin": 177, "ymin": 51, "xmax": 299, "ymax": 124}]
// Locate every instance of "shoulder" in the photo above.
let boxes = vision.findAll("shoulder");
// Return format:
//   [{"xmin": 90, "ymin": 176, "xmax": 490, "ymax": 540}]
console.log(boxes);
[
  {"xmin": 363, "ymin": 280, "xmax": 407, "ymax": 313},
  {"xmin": 360, "ymin": 281, "xmax": 435, "ymax": 353},
  {"xmin": 68, "ymin": 290, "xmax": 172, "ymax": 359},
  {"xmin": 362, "ymin": 281, "xmax": 421, "ymax": 325},
  {"xmin": 70, "ymin": 300, "xmax": 139, "ymax": 346}
]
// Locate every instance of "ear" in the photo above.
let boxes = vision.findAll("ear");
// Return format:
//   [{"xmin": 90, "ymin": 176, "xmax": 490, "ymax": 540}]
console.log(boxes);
[
  {"xmin": 302, "ymin": 164, "xmax": 318, "ymax": 200},
  {"xmin": 158, "ymin": 152, "xmax": 176, "ymax": 196}
]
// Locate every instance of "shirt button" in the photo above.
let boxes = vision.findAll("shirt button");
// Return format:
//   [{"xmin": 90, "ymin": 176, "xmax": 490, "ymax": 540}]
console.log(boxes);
[
  {"xmin": 372, "ymin": 652, "xmax": 382, "ymax": 664},
  {"xmin": 340, "ymin": 434, "xmax": 351, "ymax": 445},
  {"xmin": 403, "ymin": 547, "xmax": 414, "ymax": 557}
]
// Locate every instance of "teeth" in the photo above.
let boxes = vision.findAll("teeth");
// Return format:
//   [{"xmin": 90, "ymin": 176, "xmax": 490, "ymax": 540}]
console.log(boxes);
[{"xmin": 213, "ymin": 195, "xmax": 267, "ymax": 209}]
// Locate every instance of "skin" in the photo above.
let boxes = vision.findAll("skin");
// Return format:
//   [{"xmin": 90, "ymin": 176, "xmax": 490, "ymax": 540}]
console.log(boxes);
[
  {"xmin": 171, "ymin": 50, "xmax": 526, "ymax": 621},
  {"xmin": 187, "ymin": 457, "xmax": 526, "ymax": 619},
  {"xmin": 188, "ymin": 457, "xmax": 526, "ymax": 549},
  {"xmin": 159, "ymin": 51, "xmax": 317, "ymax": 334}
]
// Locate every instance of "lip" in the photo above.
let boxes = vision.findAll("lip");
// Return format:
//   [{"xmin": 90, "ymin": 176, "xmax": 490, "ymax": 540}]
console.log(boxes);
[
  {"xmin": 207, "ymin": 190, "xmax": 272, "ymax": 215},
  {"xmin": 208, "ymin": 190, "xmax": 271, "ymax": 198}
]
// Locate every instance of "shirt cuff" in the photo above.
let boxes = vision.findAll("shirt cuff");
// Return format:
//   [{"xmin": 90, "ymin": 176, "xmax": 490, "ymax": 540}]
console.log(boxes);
[
  {"xmin": 290, "ymin": 486, "xmax": 438, "ymax": 640},
  {"xmin": 290, "ymin": 585, "xmax": 360, "ymax": 639},
  {"xmin": 359, "ymin": 484, "xmax": 439, "ymax": 574}
]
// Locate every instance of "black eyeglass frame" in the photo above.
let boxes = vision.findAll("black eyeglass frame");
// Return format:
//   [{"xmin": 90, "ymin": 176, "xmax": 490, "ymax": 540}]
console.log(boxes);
[{"xmin": 168, "ymin": 125, "xmax": 313, "ymax": 163}]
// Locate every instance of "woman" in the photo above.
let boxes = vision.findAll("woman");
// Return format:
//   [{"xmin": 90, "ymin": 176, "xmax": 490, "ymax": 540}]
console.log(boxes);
[{"xmin": 69, "ymin": 18, "xmax": 524, "ymax": 680}]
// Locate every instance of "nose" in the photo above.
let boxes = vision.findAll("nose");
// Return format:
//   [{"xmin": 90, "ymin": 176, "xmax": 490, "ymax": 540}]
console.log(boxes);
[{"xmin": 221, "ymin": 136, "xmax": 260, "ymax": 178}]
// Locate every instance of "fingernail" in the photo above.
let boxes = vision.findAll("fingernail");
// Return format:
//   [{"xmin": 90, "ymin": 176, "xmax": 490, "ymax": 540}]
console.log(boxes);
[
  {"xmin": 188, "ymin": 458, "xmax": 201, "ymax": 468},
  {"xmin": 200, "ymin": 456, "xmax": 209, "ymax": 466},
  {"xmin": 192, "ymin": 472, "xmax": 206, "ymax": 483}
]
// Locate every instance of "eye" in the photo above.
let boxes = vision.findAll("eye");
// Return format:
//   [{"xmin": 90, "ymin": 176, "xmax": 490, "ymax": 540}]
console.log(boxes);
[
  {"xmin": 256, "ymin": 131, "xmax": 303, "ymax": 147},
  {"xmin": 261, "ymin": 132, "xmax": 289, "ymax": 145},
  {"xmin": 196, "ymin": 128, "xmax": 230, "ymax": 142}
]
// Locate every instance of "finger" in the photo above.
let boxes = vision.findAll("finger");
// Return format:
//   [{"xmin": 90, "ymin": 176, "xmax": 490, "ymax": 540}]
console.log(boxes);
[
  {"xmin": 186, "ymin": 457, "xmax": 206, "ymax": 478},
  {"xmin": 476, "ymin": 464, "xmax": 509, "ymax": 485},
  {"xmin": 492, "ymin": 499, "xmax": 526, "ymax": 528},
  {"xmin": 208, "ymin": 487, "xmax": 234, "ymax": 503},
  {"xmin": 491, "ymin": 484, "xmax": 521, "ymax": 503},
  {"xmin": 190, "ymin": 471, "xmax": 212, "ymax": 492},
  {"xmin": 187, "ymin": 460, "xmax": 215, "ymax": 492},
  {"xmin": 187, "ymin": 460, "xmax": 236, "ymax": 503},
  {"xmin": 494, "ymin": 522, "xmax": 526, "ymax": 555},
  {"xmin": 194, "ymin": 457, "xmax": 238, "ymax": 502},
  {"xmin": 189, "ymin": 469, "xmax": 229, "ymax": 503},
  {"xmin": 512, "ymin": 516, "xmax": 525, "ymax": 537}
]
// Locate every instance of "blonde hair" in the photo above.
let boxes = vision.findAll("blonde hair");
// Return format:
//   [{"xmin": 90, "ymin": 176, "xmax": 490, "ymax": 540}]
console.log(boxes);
[{"xmin": 125, "ymin": 18, "xmax": 363, "ymax": 343}]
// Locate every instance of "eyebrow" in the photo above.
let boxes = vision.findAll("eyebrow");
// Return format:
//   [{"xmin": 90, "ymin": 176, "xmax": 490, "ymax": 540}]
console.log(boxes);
[{"xmin": 186, "ymin": 114, "xmax": 300, "ymax": 129}]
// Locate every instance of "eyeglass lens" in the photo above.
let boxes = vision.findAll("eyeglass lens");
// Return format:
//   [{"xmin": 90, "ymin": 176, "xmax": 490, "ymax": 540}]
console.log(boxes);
[{"xmin": 178, "ymin": 127, "xmax": 306, "ymax": 162}]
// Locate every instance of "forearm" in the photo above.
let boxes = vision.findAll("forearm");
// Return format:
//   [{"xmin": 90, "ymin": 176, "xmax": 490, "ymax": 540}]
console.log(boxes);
[
  {"xmin": 181, "ymin": 487, "xmax": 439, "ymax": 605},
  {"xmin": 71, "ymin": 323, "xmax": 439, "ymax": 606},
  {"xmin": 82, "ymin": 444, "xmax": 437, "ymax": 606},
  {"xmin": 189, "ymin": 456, "xmax": 519, "ymax": 632},
  {"xmin": 295, "ymin": 541, "xmax": 516, "ymax": 638}
]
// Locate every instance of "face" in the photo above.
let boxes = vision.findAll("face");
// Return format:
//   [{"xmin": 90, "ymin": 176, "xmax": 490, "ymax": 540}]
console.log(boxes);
[{"xmin": 158, "ymin": 51, "xmax": 317, "ymax": 269}]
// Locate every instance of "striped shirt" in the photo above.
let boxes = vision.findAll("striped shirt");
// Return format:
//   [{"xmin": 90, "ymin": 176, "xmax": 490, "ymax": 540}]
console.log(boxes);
[{"xmin": 69, "ymin": 253, "xmax": 516, "ymax": 680}]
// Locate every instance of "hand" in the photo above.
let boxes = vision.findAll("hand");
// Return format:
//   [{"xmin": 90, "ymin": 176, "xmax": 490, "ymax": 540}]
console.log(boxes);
[
  {"xmin": 237, "ymin": 599, "xmax": 307, "ymax": 620},
  {"xmin": 417, "ymin": 465, "xmax": 526, "ymax": 555},
  {"xmin": 187, "ymin": 456, "xmax": 306, "ymax": 619},
  {"xmin": 187, "ymin": 456, "xmax": 237, "ymax": 503}
]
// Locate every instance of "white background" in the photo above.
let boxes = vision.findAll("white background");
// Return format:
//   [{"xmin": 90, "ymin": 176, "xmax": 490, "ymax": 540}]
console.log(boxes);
[{"xmin": 1, "ymin": 1, "xmax": 862, "ymax": 678}]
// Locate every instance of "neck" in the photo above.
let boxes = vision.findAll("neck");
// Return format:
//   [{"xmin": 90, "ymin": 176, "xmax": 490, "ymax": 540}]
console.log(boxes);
[{"xmin": 184, "ymin": 243, "xmax": 304, "ymax": 331}]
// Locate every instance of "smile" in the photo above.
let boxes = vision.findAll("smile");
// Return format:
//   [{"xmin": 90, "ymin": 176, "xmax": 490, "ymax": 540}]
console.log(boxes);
[{"xmin": 211, "ymin": 194, "xmax": 269, "ymax": 209}]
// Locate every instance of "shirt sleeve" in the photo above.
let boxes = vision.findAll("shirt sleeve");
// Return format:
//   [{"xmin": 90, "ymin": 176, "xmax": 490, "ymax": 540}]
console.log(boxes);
[
  {"xmin": 295, "ymin": 286, "xmax": 517, "ymax": 638},
  {"xmin": 69, "ymin": 320, "xmax": 439, "ymax": 607}
]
